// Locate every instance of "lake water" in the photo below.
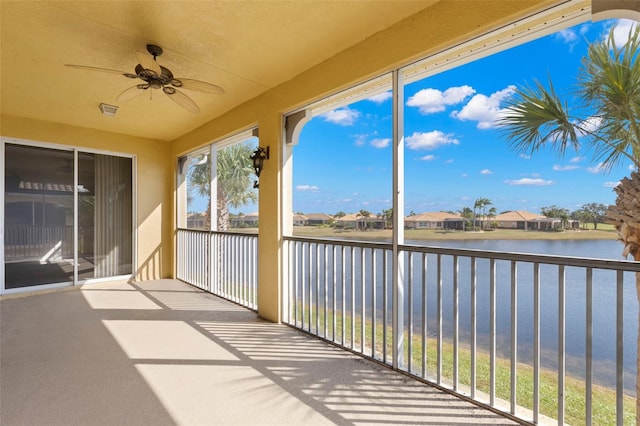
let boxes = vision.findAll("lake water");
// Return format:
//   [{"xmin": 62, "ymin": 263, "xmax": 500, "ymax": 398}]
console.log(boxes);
[
  {"xmin": 403, "ymin": 238, "xmax": 637, "ymax": 392},
  {"xmin": 298, "ymin": 238, "xmax": 638, "ymax": 392}
]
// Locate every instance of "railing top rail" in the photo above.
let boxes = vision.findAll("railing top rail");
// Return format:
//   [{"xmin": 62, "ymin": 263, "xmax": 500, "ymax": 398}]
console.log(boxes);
[
  {"xmin": 284, "ymin": 235, "xmax": 391, "ymax": 250},
  {"xmin": 177, "ymin": 228, "xmax": 258, "ymax": 238},
  {"xmin": 283, "ymin": 235, "xmax": 640, "ymax": 272},
  {"xmin": 399, "ymin": 243, "xmax": 640, "ymax": 272}
]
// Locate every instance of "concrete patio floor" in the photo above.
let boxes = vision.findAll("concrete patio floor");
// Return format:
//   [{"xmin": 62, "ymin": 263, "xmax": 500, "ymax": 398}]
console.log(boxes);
[{"xmin": 1, "ymin": 279, "xmax": 518, "ymax": 425}]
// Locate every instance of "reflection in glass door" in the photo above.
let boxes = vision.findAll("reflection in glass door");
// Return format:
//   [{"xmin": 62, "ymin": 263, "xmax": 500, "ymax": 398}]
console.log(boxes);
[
  {"xmin": 4, "ymin": 144, "xmax": 75, "ymax": 288},
  {"xmin": 4, "ymin": 143, "xmax": 133, "ymax": 290}
]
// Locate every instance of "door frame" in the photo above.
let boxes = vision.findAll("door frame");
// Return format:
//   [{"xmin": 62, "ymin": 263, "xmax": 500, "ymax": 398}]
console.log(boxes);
[{"xmin": 1, "ymin": 137, "xmax": 137, "ymax": 295}]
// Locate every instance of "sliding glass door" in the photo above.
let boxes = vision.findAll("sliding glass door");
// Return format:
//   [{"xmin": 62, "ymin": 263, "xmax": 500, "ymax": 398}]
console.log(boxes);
[{"xmin": 4, "ymin": 142, "xmax": 133, "ymax": 291}]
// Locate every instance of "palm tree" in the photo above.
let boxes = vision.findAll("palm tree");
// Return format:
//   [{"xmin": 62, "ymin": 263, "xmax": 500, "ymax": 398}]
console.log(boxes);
[
  {"xmin": 474, "ymin": 197, "xmax": 492, "ymax": 230},
  {"xmin": 500, "ymin": 24, "xmax": 640, "ymax": 418},
  {"xmin": 357, "ymin": 209, "xmax": 371, "ymax": 231},
  {"xmin": 188, "ymin": 142, "xmax": 257, "ymax": 231}
]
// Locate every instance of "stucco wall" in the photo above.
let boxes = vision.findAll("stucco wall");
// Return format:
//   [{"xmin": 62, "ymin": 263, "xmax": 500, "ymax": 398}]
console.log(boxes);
[{"xmin": 1, "ymin": 114, "xmax": 172, "ymax": 282}]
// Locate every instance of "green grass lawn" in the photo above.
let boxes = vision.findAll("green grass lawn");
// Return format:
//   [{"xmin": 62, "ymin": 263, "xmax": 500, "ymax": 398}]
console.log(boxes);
[
  {"xmin": 291, "ymin": 309, "xmax": 635, "ymax": 425},
  {"xmin": 288, "ymin": 226, "xmax": 617, "ymax": 241}
]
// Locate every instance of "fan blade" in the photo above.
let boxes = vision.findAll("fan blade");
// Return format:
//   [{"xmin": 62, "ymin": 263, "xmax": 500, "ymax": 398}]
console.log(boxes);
[
  {"xmin": 173, "ymin": 78, "xmax": 225, "ymax": 94},
  {"xmin": 164, "ymin": 88, "xmax": 200, "ymax": 113},
  {"xmin": 65, "ymin": 64, "xmax": 135, "ymax": 78},
  {"xmin": 135, "ymin": 51, "xmax": 162, "ymax": 75},
  {"xmin": 117, "ymin": 84, "xmax": 147, "ymax": 101}
]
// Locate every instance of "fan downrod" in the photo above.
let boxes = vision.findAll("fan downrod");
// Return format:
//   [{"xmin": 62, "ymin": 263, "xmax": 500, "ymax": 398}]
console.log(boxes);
[{"xmin": 146, "ymin": 44, "xmax": 163, "ymax": 59}]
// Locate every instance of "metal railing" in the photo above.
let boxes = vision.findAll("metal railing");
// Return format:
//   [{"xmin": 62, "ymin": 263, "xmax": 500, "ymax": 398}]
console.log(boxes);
[
  {"xmin": 176, "ymin": 228, "xmax": 258, "ymax": 310},
  {"xmin": 284, "ymin": 235, "xmax": 640, "ymax": 425}
]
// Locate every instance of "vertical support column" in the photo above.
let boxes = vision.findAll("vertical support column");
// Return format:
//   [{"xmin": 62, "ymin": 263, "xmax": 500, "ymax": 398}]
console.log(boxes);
[
  {"xmin": 392, "ymin": 69, "xmax": 405, "ymax": 369},
  {"xmin": 73, "ymin": 149, "xmax": 79, "ymax": 285},
  {"xmin": 257, "ymin": 112, "xmax": 285, "ymax": 322},
  {"xmin": 1, "ymin": 141, "xmax": 6, "ymax": 293}
]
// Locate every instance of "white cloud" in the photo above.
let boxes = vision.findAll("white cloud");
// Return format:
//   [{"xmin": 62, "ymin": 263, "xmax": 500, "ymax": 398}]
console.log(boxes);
[
  {"xmin": 480, "ymin": 169, "xmax": 493, "ymax": 175},
  {"xmin": 519, "ymin": 154, "xmax": 531, "ymax": 160},
  {"xmin": 353, "ymin": 134, "xmax": 367, "ymax": 146},
  {"xmin": 452, "ymin": 86, "xmax": 516, "ymax": 129},
  {"xmin": 630, "ymin": 164, "xmax": 637, "ymax": 171},
  {"xmin": 406, "ymin": 85, "xmax": 475, "ymax": 114},
  {"xmin": 322, "ymin": 107, "xmax": 360, "ymax": 126},
  {"xmin": 556, "ymin": 28, "xmax": 578, "ymax": 44},
  {"xmin": 296, "ymin": 185, "xmax": 319, "ymax": 191},
  {"xmin": 505, "ymin": 178, "xmax": 553, "ymax": 186},
  {"xmin": 570, "ymin": 156, "xmax": 585, "ymax": 163},
  {"xmin": 405, "ymin": 131, "xmax": 459, "ymax": 150},
  {"xmin": 367, "ymin": 91, "xmax": 392, "ymax": 104},
  {"xmin": 445, "ymin": 159, "xmax": 454, "ymax": 164},
  {"xmin": 553, "ymin": 164, "xmax": 579, "ymax": 171},
  {"xmin": 371, "ymin": 138, "xmax": 391, "ymax": 148},
  {"xmin": 587, "ymin": 162, "xmax": 606, "ymax": 174},
  {"xmin": 577, "ymin": 116, "xmax": 602, "ymax": 136},
  {"xmin": 608, "ymin": 19, "xmax": 638, "ymax": 48},
  {"xmin": 420, "ymin": 155, "xmax": 436, "ymax": 161},
  {"xmin": 604, "ymin": 181, "xmax": 621, "ymax": 188}
]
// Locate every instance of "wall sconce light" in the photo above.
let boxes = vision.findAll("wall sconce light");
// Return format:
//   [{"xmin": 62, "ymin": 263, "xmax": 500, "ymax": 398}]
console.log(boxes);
[{"xmin": 250, "ymin": 146, "xmax": 269, "ymax": 188}]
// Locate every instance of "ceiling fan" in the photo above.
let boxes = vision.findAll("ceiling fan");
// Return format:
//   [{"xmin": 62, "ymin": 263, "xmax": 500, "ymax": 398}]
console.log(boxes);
[{"xmin": 66, "ymin": 44, "xmax": 224, "ymax": 113}]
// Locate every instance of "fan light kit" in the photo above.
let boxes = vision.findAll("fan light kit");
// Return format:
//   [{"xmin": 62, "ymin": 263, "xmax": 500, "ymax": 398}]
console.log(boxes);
[
  {"xmin": 67, "ymin": 44, "xmax": 224, "ymax": 113},
  {"xmin": 99, "ymin": 103, "xmax": 118, "ymax": 116}
]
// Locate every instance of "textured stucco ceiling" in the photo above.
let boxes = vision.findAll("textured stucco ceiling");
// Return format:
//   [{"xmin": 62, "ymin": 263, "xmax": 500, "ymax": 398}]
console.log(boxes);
[{"xmin": 0, "ymin": 1, "xmax": 437, "ymax": 141}]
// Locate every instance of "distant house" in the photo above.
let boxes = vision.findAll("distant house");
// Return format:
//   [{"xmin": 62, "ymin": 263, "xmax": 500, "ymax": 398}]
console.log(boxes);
[
  {"xmin": 231, "ymin": 212, "xmax": 259, "ymax": 227},
  {"xmin": 335, "ymin": 213, "xmax": 385, "ymax": 230},
  {"xmin": 405, "ymin": 212, "xmax": 463, "ymax": 230},
  {"xmin": 187, "ymin": 212, "xmax": 208, "ymax": 229},
  {"xmin": 292, "ymin": 214, "xmax": 306, "ymax": 226},
  {"xmin": 493, "ymin": 210, "xmax": 576, "ymax": 230},
  {"xmin": 303, "ymin": 213, "xmax": 333, "ymax": 226}
]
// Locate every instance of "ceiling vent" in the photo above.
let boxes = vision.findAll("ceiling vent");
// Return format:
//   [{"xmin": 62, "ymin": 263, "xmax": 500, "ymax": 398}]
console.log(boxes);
[{"xmin": 99, "ymin": 103, "xmax": 118, "ymax": 116}]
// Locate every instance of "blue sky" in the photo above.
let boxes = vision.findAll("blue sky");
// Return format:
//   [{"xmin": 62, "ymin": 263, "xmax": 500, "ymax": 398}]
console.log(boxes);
[{"xmin": 292, "ymin": 18, "xmax": 638, "ymax": 217}]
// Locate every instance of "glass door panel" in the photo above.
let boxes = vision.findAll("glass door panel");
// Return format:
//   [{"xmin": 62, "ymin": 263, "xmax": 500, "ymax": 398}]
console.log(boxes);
[
  {"xmin": 77, "ymin": 153, "xmax": 132, "ymax": 280},
  {"xmin": 4, "ymin": 144, "xmax": 74, "ymax": 288}
]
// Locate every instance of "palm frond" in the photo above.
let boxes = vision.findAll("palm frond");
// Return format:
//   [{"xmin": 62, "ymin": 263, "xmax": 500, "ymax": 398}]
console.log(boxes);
[{"xmin": 499, "ymin": 78, "xmax": 579, "ymax": 157}]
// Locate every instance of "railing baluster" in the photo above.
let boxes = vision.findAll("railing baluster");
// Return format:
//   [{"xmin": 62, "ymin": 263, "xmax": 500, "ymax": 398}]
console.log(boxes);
[
  {"xmin": 361, "ymin": 247, "xmax": 366, "ymax": 354},
  {"xmin": 558, "ymin": 264, "xmax": 565, "ymax": 425},
  {"xmin": 510, "ymin": 260, "xmax": 517, "ymax": 415},
  {"xmin": 371, "ymin": 248, "xmax": 376, "ymax": 359},
  {"xmin": 533, "ymin": 262, "xmax": 540, "ymax": 424},
  {"xmin": 453, "ymin": 255, "xmax": 459, "ymax": 390},
  {"xmin": 332, "ymin": 244, "xmax": 337, "ymax": 342},
  {"xmin": 324, "ymin": 244, "xmax": 328, "ymax": 339},
  {"xmin": 586, "ymin": 267, "xmax": 593, "ymax": 426},
  {"xmin": 408, "ymin": 251, "xmax": 413, "ymax": 374},
  {"xmin": 351, "ymin": 246, "xmax": 355, "ymax": 350},
  {"xmin": 342, "ymin": 245, "xmax": 346, "ymax": 346},
  {"xmin": 316, "ymin": 243, "xmax": 320, "ymax": 334},
  {"xmin": 383, "ymin": 248, "xmax": 388, "ymax": 364},
  {"xmin": 422, "ymin": 252, "xmax": 427, "ymax": 379},
  {"xmin": 301, "ymin": 242, "xmax": 306, "ymax": 330},
  {"xmin": 490, "ymin": 258, "xmax": 496, "ymax": 406},
  {"xmin": 437, "ymin": 253, "xmax": 442, "ymax": 384},
  {"xmin": 471, "ymin": 256, "xmax": 477, "ymax": 398},
  {"xmin": 616, "ymin": 270, "xmax": 624, "ymax": 426},
  {"xmin": 294, "ymin": 241, "xmax": 299, "ymax": 326},
  {"xmin": 308, "ymin": 243, "xmax": 313, "ymax": 332}
]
